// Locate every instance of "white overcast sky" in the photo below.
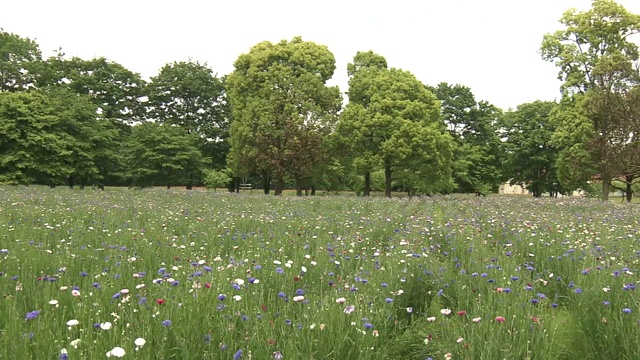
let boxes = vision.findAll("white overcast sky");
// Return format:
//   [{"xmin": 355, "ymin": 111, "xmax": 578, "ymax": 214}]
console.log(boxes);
[{"xmin": 2, "ymin": 0, "xmax": 640, "ymax": 110}]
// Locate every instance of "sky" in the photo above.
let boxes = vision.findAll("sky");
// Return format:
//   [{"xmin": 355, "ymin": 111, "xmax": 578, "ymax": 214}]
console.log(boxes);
[{"xmin": 2, "ymin": 0, "xmax": 640, "ymax": 110}]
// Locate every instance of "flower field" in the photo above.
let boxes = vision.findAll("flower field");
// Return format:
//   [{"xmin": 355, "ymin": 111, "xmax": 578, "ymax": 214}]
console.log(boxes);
[{"xmin": 1, "ymin": 187, "xmax": 640, "ymax": 359}]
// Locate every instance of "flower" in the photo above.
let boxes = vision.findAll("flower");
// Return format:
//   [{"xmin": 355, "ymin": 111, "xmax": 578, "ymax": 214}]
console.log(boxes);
[
  {"xmin": 344, "ymin": 305, "xmax": 355, "ymax": 314},
  {"xmin": 426, "ymin": 316, "xmax": 436, "ymax": 322},
  {"xmin": 623, "ymin": 308, "xmax": 632, "ymax": 314},
  {"xmin": 70, "ymin": 339, "xmax": 80, "ymax": 349},
  {"xmin": 336, "ymin": 297, "xmax": 346, "ymax": 304},
  {"xmin": 406, "ymin": 307, "xmax": 413, "ymax": 313},
  {"xmin": 66, "ymin": 319, "xmax": 79, "ymax": 327},
  {"xmin": 100, "ymin": 322, "xmax": 112, "ymax": 330},
  {"xmin": 472, "ymin": 317, "xmax": 482, "ymax": 323},
  {"xmin": 457, "ymin": 310, "xmax": 466, "ymax": 316},
  {"xmin": 25, "ymin": 310, "xmax": 40, "ymax": 320},
  {"xmin": 71, "ymin": 289, "xmax": 80, "ymax": 297},
  {"xmin": 106, "ymin": 346, "xmax": 126, "ymax": 357},
  {"xmin": 233, "ymin": 295, "xmax": 242, "ymax": 301},
  {"xmin": 495, "ymin": 316, "xmax": 506, "ymax": 323},
  {"xmin": 162, "ymin": 319, "xmax": 172, "ymax": 327},
  {"xmin": 59, "ymin": 349, "xmax": 68, "ymax": 360},
  {"xmin": 457, "ymin": 337, "xmax": 464, "ymax": 343},
  {"xmin": 234, "ymin": 349, "xmax": 243, "ymax": 360},
  {"xmin": 440, "ymin": 308, "xmax": 452, "ymax": 315},
  {"xmin": 156, "ymin": 298, "xmax": 165, "ymax": 305},
  {"xmin": 134, "ymin": 337, "xmax": 146, "ymax": 349},
  {"xmin": 293, "ymin": 295, "xmax": 305, "ymax": 302}
]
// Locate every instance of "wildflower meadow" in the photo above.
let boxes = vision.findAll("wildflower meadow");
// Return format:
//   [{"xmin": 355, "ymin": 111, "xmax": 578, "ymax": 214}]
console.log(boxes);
[{"xmin": 1, "ymin": 187, "xmax": 640, "ymax": 359}]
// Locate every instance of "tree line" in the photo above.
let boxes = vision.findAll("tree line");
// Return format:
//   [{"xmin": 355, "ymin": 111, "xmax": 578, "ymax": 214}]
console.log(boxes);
[{"xmin": 1, "ymin": 0, "xmax": 639, "ymax": 200}]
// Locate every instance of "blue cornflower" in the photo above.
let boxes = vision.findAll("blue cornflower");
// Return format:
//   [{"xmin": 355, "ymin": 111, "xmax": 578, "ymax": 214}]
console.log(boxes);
[
  {"xmin": 218, "ymin": 294, "xmax": 226, "ymax": 301},
  {"xmin": 277, "ymin": 292, "xmax": 286, "ymax": 298},
  {"xmin": 162, "ymin": 319, "xmax": 172, "ymax": 327},
  {"xmin": 25, "ymin": 310, "xmax": 40, "ymax": 320},
  {"xmin": 623, "ymin": 308, "xmax": 632, "ymax": 314},
  {"xmin": 385, "ymin": 298, "xmax": 393, "ymax": 303},
  {"xmin": 233, "ymin": 349, "xmax": 243, "ymax": 360},
  {"xmin": 276, "ymin": 267, "xmax": 284, "ymax": 274},
  {"xmin": 364, "ymin": 322, "xmax": 373, "ymax": 329},
  {"xmin": 574, "ymin": 288, "xmax": 582, "ymax": 294},
  {"xmin": 295, "ymin": 289, "xmax": 304, "ymax": 295}
]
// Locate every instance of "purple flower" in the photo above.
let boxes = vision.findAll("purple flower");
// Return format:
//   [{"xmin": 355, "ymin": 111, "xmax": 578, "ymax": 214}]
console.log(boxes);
[
  {"xmin": 162, "ymin": 319, "xmax": 172, "ymax": 326},
  {"xmin": 277, "ymin": 292, "xmax": 286, "ymax": 298},
  {"xmin": 25, "ymin": 310, "xmax": 40, "ymax": 320},
  {"xmin": 385, "ymin": 298, "xmax": 393, "ymax": 303},
  {"xmin": 623, "ymin": 308, "xmax": 632, "ymax": 314},
  {"xmin": 364, "ymin": 322, "xmax": 373, "ymax": 329},
  {"xmin": 276, "ymin": 267, "xmax": 284, "ymax": 274},
  {"xmin": 603, "ymin": 301, "xmax": 610, "ymax": 306},
  {"xmin": 574, "ymin": 288, "xmax": 582, "ymax": 294},
  {"xmin": 218, "ymin": 294, "xmax": 226, "ymax": 301},
  {"xmin": 234, "ymin": 349, "xmax": 243, "ymax": 360}
]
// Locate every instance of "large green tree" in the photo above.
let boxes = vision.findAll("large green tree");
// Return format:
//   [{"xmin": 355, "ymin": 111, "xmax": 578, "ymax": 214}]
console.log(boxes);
[
  {"xmin": 0, "ymin": 30, "xmax": 41, "ymax": 92},
  {"xmin": 541, "ymin": 0, "xmax": 640, "ymax": 200},
  {"xmin": 430, "ymin": 83, "xmax": 504, "ymax": 195},
  {"xmin": 338, "ymin": 52, "xmax": 454, "ymax": 197},
  {"xmin": 126, "ymin": 122, "xmax": 205, "ymax": 188},
  {"xmin": 503, "ymin": 101, "xmax": 566, "ymax": 197},
  {"xmin": 226, "ymin": 37, "xmax": 342, "ymax": 195},
  {"xmin": 0, "ymin": 88, "xmax": 118, "ymax": 187}
]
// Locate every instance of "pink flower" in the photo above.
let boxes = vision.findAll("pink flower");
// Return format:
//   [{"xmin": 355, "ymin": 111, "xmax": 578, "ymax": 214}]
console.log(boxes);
[
  {"xmin": 495, "ymin": 316, "xmax": 506, "ymax": 323},
  {"xmin": 71, "ymin": 289, "xmax": 80, "ymax": 297},
  {"xmin": 457, "ymin": 310, "xmax": 466, "ymax": 316}
]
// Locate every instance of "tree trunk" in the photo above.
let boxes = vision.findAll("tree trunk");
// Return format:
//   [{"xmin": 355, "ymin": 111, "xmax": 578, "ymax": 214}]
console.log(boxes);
[
  {"xmin": 602, "ymin": 179, "xmax": 610, "ymax": 201},
  {"xmin": 263, "ymin": 173, "xmax": 271, "ymax": 195},
  {"xmin": 68, "ymin": 176, "xmax": 74, "ymax": 189},
  {"xmin": 311, "ymin": 186, "xmax": 316, "ymax": 196},
  {"xmin": 295, "ymin": 177, "xmax": 303, "ymax": 196},
  {"xmin": 363, "ymin": 172, "xmax": 371, "ymax": 197},
  {"xmin": 186, "ymin": 172, "xmax": 193, "ymax": 190},
  {"xmin": 167, "ymin": 183, "xmax": 171, "ymax": 189},
  {"xmin": 626, "ymin": 174, "xmax": 634, "ymax": 202},
  {"xmin": 274, "ymin": 176, "xmax": 284, "ymax": 196},
  {"xmin": 384, "ymin": 164, "xmax": 392, "ymax": 198}
]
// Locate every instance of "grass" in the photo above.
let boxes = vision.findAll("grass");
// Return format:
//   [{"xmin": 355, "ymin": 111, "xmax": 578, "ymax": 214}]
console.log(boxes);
[{"xmin": 1, "ymin": 186, "xmax": 640, "ymax": 359}]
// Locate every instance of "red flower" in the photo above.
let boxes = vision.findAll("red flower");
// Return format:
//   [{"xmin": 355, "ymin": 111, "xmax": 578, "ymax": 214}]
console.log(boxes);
[
  {"xmin": 457, "ymin": 310, "xmax": 466, "ymax": 316},
  {"xmin": 204, "ymin": 283, "xmax": 211, "ymax": 289},
  {"xmin": 261, "ymin": 304, "xmax": 268, "ymax": 312},
  {"xmin": 156, "ymin": 298, "xmax": 165, "ymax": 305},
  {"xmin": 495, "ymin": 316, "xmax": 506, "ymax": 323},
  {"xmin": 530, "ymin": 316, "xmax": 540, "ymax": 323},
  {"xmin": 293, "ymin": 276, "xmax": 300, "ymax": 282}
]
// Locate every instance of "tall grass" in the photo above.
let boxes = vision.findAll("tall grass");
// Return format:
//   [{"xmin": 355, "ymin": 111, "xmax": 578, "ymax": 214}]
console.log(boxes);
[{"xmin": 0, "ymin": 186, "xmax": 639, "ymax": 359}]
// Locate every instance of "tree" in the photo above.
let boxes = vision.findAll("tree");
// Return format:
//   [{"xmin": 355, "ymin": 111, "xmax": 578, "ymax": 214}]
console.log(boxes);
[
  {"xmin": 541, "ymin": 0, "xmax": 640, "ymax": 200},
  {"xmin": 337, "ymin": 52, "xmax": 454, "ymax": 197},
  {"xmin": 226, "ymin": 37, "xmax": 342, "ymax": 195},
  {"xmin": 147, "ymin": 60, "xmax": 230, "ymax": 173},
  {"xmin": 0, "ymin": 30, "xmax": 41, "ymax": 92},
  {"xmin": 428, "ymin": 82, "xmax": 503, "ymax": 195},
  {"xmin": 39, "ymin": 55, "xmax": 147, "ymax": 127},
  {"xmin": 127, "ymin": 122, "xmax": 205, "ymax": 188},
  {"xmin": 503, "ymin": 101, "xmax": 566, "ymax": 197},
  {"xmin": 0, "ymin": 88, "xmax": 118, "ymax": 187}
]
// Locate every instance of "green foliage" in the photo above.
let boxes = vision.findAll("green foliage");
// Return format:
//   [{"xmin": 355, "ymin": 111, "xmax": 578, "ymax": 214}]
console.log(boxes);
[
  {"xmin": 337, "ymin": 53, "xmax": 454, "ymax": 197},
  {"xmin": 0, "ymin": 88, "xmax": 118, "ymax": 186},
  {"xmin": 127, "ymin": 122, "xmax": 205, "ymax": 188},
  {"xmin": 147, "ymin": 60, "xmax": 230, "ymax": 169},
  {"xmin": 202, "ymin": 168, "xmax": 232, "ymax": 190},
  {"xmin": 430, "ymin": 82, "xmax": 504, "ymax": 194},
  {"xmin": 541, "ymin": 0, "xmax": 640, "ymax": 200},
  {"xmin": 503, "ymin": 100, "xmax": 566, "ymax": 196},
  {"xmin": 226, "ymin": 37, "xmax": 342, "ymax": 195},
  {"xmin": 0, "ymin": 30, "xmax": 42, "ymax": 92}
]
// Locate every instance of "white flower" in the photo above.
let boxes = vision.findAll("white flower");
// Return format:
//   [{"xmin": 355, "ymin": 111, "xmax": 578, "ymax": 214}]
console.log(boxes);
[
  {"xmin": 472, "ymin": 317, "xmax": 482, "ymax": 323},
  {"xmin": 335, "ymin": 297, "xmax": 346, "ymax": 304},
  {"xmin": 233, "ymin": 278, "xmax": 245, "ymax": 286},
  {"xmin": 66, "ymin": 319, "xmax": 79, "ymax": 327},
  {"xmin": 120, "ymin": 289, "xmax": 129, "ymax": 294},
  {"xmin": 71, "ymin": 289, "xmax": 80, "ymax": 297},
  {"xmin": 457, "ymin": 337, "xmax": 464, "ymax": 343},
  {"xmin": 233, "ymin": 295, "xmax": 242, "ymax": 301},
  {"xmin": 293, "ymin": 295, "xmax": 305, "ymax": 302},
  {"xmin": 273, "ymin": 260, "xmax": 282, "ymax": 265},
  {"xmin": 426, "ymin": 316, "xmax": 436, "ymax": 322},
  {"xmin": 440, "ymin": 308, "xmax": 452, "ymax": 315},
  {"xmin": 310, "ymin": 261, "xmax": 317, "ymax": 266},
  {"xmin": 70, "ymin": 339, "xmax": 80, "ymax": 348},
  {"xmin": 49, "ymin": 299, "xmax": 59, "ymax": 307},
  {"xmin": 100, "ymin": 322, "xmax": 112, "ymax": 330},
  {"xmin": 301, "ymin": 266, "xmax": 307, "ymax": 273},
  {"xmin": 603, "ymin": 287, "xmax": 610, "ymax": 292},
  {"xmin": 134, "ymin": 337, "xmax": 146, "ymax": 349},
  {"xmin": 106, "ymin": 346, "xmax": 126, "ymax": 357}
]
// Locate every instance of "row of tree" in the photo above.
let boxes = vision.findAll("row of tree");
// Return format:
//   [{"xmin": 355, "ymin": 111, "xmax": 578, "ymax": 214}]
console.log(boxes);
[{"xmin": 1, "ymin": 0, "xmax": 639, "ymax": 200}]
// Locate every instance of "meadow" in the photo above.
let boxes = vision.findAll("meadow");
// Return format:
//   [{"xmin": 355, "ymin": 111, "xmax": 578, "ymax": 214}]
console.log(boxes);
[{"xmin": 1, "ymin": 187, "xmax": 639, "ymax": 360}]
